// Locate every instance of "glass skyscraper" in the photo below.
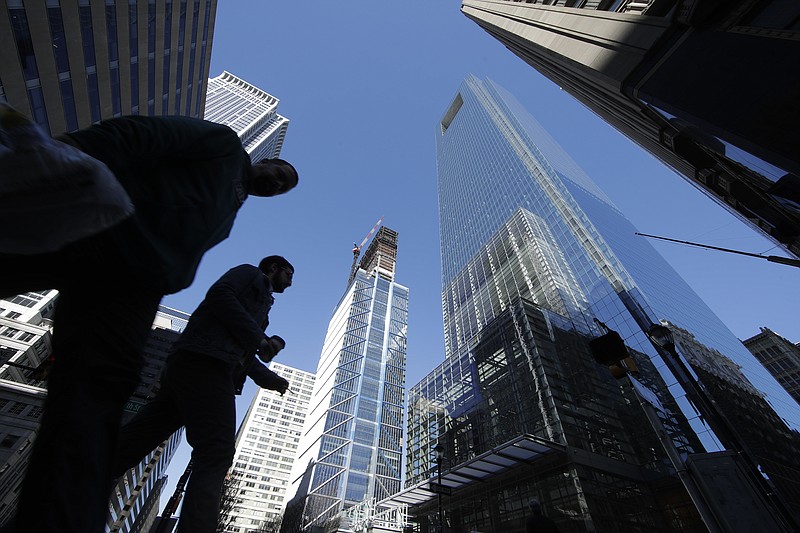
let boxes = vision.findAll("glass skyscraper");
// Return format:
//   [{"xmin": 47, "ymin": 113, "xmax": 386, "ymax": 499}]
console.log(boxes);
[
  {"xmin": 397, "ymin": 75, "xmax": 799, "ymax": 532},
  {"xmin": 284, "ymin": 228, "xmax": 408, "ymax": 532},
  {"xmin": 435, "ymin": 76, "xmax": 796, "ymax": 431}
]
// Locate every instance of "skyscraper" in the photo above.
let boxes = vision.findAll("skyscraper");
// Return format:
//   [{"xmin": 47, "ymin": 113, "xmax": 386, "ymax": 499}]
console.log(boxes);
[
  {"xmin": 284, "ymin": 227, "xmax": 408, "ymax": 532},
  {"xmin": 0, "ymin": 0, "xmax": 219, "ymax": 133},
  {"xmin": 219, "ymin": 363, "xmax": 315, "ymax": 533},
  {"xmin": 203, "ymin": 71, "xmax": 289, "ymax": 162},
  {"xmin": 744, "ymin": 328, "xmax": 800, "ymax": 406},
  {"xmin": 395, "ymin": 76, "xmax": 798, "ymax": 531},
  {"xmin": 0, "ymin": 290, "xmax": 56, "ymax": 526},
  {"xmin": 459, "ymin": 0, "xmax": 800, "ymax": 258},
  {"xmin": 0, "ymin": 296, "xmax": 187, "ymax": 531},
  {"xmin": 107, "ymin": 306, "xmax": 188, "ymax": 533}
]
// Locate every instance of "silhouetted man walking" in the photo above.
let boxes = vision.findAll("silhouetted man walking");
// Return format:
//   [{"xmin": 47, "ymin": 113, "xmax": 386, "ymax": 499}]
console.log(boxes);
[
  {"xmin": 112, "ymin": 256, "xmax": 294, "ymax": 533},
  {"xmin": 0, "ymin": 116, "xmax": 298, "ymax": 533}
]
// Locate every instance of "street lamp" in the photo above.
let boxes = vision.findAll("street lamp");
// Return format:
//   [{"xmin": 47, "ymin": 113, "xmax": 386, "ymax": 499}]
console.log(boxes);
[
  {"xmin": 647, "ymin": 323, "xmax": 675, "ymax": 352},
  {"xmin": 433, "ymin": 443, "xmax": 444, "ymax": 533}
]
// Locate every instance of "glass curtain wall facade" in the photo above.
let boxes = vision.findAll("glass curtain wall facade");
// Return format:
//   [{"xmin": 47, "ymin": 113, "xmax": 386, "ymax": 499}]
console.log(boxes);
[
  {"xmin": 203, "ymin": 71, "xmax": 289, "ymax": 162},
  {"xmin": 436, "ymin": 76, "xmax": 797, "ymax": 433},
  {"xmin": 459, "ymin": 0, "xmax": 800, "ymax": 258},
  {"xmin": 408, "ymin": 208, "xmax": 701, "ymax": 531},
  {"xmin": 284, "ymin": 228, "xmax": 407, "ymax": 533},
  {"xmin": 0, "ymin": 0, "xmax": 218, "ymax": 134},
  {"xmin": 401, "ymin": 75, "xmax": 799, "ymax": 532}
]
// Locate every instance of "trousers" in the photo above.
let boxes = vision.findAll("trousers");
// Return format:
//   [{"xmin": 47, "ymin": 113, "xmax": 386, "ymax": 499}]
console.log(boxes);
[
  {"xmin": 0, "ymin": 238, "xmax": 162, "ymax": 533},
  {"xmin": 114, "ymin": 350, "xmax": 238, "ymax": 533}
]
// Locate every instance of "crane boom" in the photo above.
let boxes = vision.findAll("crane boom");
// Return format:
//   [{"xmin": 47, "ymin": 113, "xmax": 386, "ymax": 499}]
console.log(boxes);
[{"xmin": 348, "ymin": 216, "xmax": 384, "ymax": 287}]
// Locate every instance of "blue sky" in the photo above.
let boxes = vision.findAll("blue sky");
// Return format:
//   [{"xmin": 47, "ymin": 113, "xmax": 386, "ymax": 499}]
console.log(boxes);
[{"xmin": 160, "ymin": 0, "xmax": 799, "ymax": 507}]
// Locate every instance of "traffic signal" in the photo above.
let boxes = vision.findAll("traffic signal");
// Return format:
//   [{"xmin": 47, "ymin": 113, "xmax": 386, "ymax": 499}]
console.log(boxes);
[{"xmin": 589, "ymin": 330, "xmax": 638, "ymax": 379}]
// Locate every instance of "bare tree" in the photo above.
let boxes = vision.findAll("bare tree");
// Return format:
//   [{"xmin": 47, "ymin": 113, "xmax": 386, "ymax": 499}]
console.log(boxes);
[
  {"xmin": 254, "ymin": 514, "xmax": 282, "ymax": 533},
  {"xmin": 216, "ymin": 469, "xmax": 244, "ymax": 533}
]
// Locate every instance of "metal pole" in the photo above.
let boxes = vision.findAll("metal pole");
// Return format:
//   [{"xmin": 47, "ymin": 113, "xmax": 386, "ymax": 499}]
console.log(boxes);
[
  {"xmin": 437, "ymin": 459, "xmax": 443, "ymax": 533},
  {"xmin": 634, "ymin": 233, "xmax": 800, "ymax": 268},
  {"xmin": 628, "ymin": 378, "xmax": 722, "ymax": 532}
]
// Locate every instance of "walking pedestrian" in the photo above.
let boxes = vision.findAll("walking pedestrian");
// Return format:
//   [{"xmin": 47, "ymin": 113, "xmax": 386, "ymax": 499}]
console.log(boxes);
[
  {"xmin": 0, "ymin": 115, "xmax": 298, "ymax": 533},
  {"xmin": 112, "ymin": 257, "xmax": 295, "ymax": 533}
]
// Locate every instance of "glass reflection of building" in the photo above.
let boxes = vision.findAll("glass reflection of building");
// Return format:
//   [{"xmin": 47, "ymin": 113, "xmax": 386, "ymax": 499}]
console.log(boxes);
[
  {"xmin": 744, "ymin": 328, "xmax": 800, "ymax": 406},
  {"xmin": 460, "ymin": 0, "xmax": 800, "ymax": 258},
  {"xmin": 666, "ymin": 321, "xmax": 800, "ymax": 520},
  {"xmin": 284, "ymin": 227, "xmax": 408, "ymax": 532},
  {"xmin": 401, "ymin": 75, "xmax": 799, "ymax": 532}
]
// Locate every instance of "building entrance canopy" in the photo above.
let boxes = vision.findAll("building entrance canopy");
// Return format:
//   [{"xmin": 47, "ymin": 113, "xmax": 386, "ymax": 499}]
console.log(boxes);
[{"xmin": 382, "ymin": 435, "xmax": 564, "ymax": 507}]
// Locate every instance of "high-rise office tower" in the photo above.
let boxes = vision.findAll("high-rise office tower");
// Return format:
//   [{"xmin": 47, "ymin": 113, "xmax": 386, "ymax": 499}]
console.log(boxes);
[
  {"xmin": 460, "ymin": 0, "xmax": 800, "ymax": 258},
  {"xmin": 203, "ymin": 71, "xmax": 289, "ymax": 162},
  {"xmin": 107, "ymin": 306, "xmax": 188, "ymax": 533},
  {"xmin": 0, "ymin": 290, "xmax": 57, "ymax": 526},
  {"xmin": 284, "ymin": 227, "xmax": 408, "ymax": 532},
  {"xmin": 0, "ymin": 297, "xmax": 186, "ymax": 531},
  {"xmin": 745, "ymin": 328, "xmax": 800, "ymax": 406},
  {"xmin": 395, "ymin": 76, "xmax": 798, "ymax": 531},
  {"xmin": 0, "ymin": 0, "xmax": 219, "ymax": 133},
  {"xmin": 219, "ymin": 363, "xmax": 315, "ymax": 533}
]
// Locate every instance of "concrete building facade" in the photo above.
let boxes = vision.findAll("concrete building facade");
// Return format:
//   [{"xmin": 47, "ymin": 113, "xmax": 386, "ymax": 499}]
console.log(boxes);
[
  {"xmin": 744, "ymin": 327, "xmax": 800, "ymax": 407},
  {"xmin": 219, "ymin": 363, "xmax": 315, "ymax": 533},
  {"xmin": 203, "ymin": 71, "xmax": 289, "ymax": 162}
]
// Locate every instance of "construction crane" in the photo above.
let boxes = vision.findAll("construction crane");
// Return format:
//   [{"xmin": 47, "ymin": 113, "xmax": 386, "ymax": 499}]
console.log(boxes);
[{"xmin": 348, "ymin": 216, "xmax": 384, "ymax": 287}]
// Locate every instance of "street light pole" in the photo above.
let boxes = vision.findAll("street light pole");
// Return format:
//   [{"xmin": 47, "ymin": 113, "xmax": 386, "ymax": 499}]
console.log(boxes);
[{"xmin": 434, "ymin": 443, "xmax": 444, "ymax": 533}]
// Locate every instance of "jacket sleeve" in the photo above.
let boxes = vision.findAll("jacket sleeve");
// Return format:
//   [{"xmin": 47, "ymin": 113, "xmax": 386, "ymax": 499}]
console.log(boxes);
[
  {"xmin": 64, "ymin": 115, "xmax": 244, "ymax": 172},
  {"xmin": 247, "ymin": 360, "xmax": 288, "ymax": 391},
  {"xmin": 203, "ymin": 265, "xmax": 267, "ymax": 357}
]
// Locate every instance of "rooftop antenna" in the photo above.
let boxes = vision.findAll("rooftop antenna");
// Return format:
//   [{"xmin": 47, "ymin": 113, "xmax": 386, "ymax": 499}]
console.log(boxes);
[{"xmin": 348, "ymin": 216, "xmax": 384, "ymax": 287}]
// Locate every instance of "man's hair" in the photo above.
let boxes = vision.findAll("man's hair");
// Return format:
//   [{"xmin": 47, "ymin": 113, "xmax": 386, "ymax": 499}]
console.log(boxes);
[
  {"xmin": 259, "ymin": 255, "xmax": 294, "ymax": 274},
  {"xmin": 528, "ymin": 499, "xmax": 542, "ymax": 515},
  {"xmin": 256, "ymin": 158, "xmax": 298, "ymax": 185}
]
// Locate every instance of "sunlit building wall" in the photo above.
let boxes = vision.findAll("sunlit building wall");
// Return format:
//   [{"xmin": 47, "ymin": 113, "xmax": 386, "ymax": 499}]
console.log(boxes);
[
  {"xmin": 220, "ymin": 363, "xmax": 315, "ymax": 533},
  {"xmin": 0, "ymin": 291, "xmax": 57, "ymax": 525},
  {"xmin": 203, "ymin": 71, "xmax": 289, "ymax": 161}
]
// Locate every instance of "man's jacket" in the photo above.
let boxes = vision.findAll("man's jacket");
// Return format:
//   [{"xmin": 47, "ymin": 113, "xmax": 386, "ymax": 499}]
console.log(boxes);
[
  {"xmin": 174, "ymin": 264, "xmax": 285, "ymax": 394},
  {"xmin": 65, "ymin": 116, "xmax": 250, "ymax": 294}
]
